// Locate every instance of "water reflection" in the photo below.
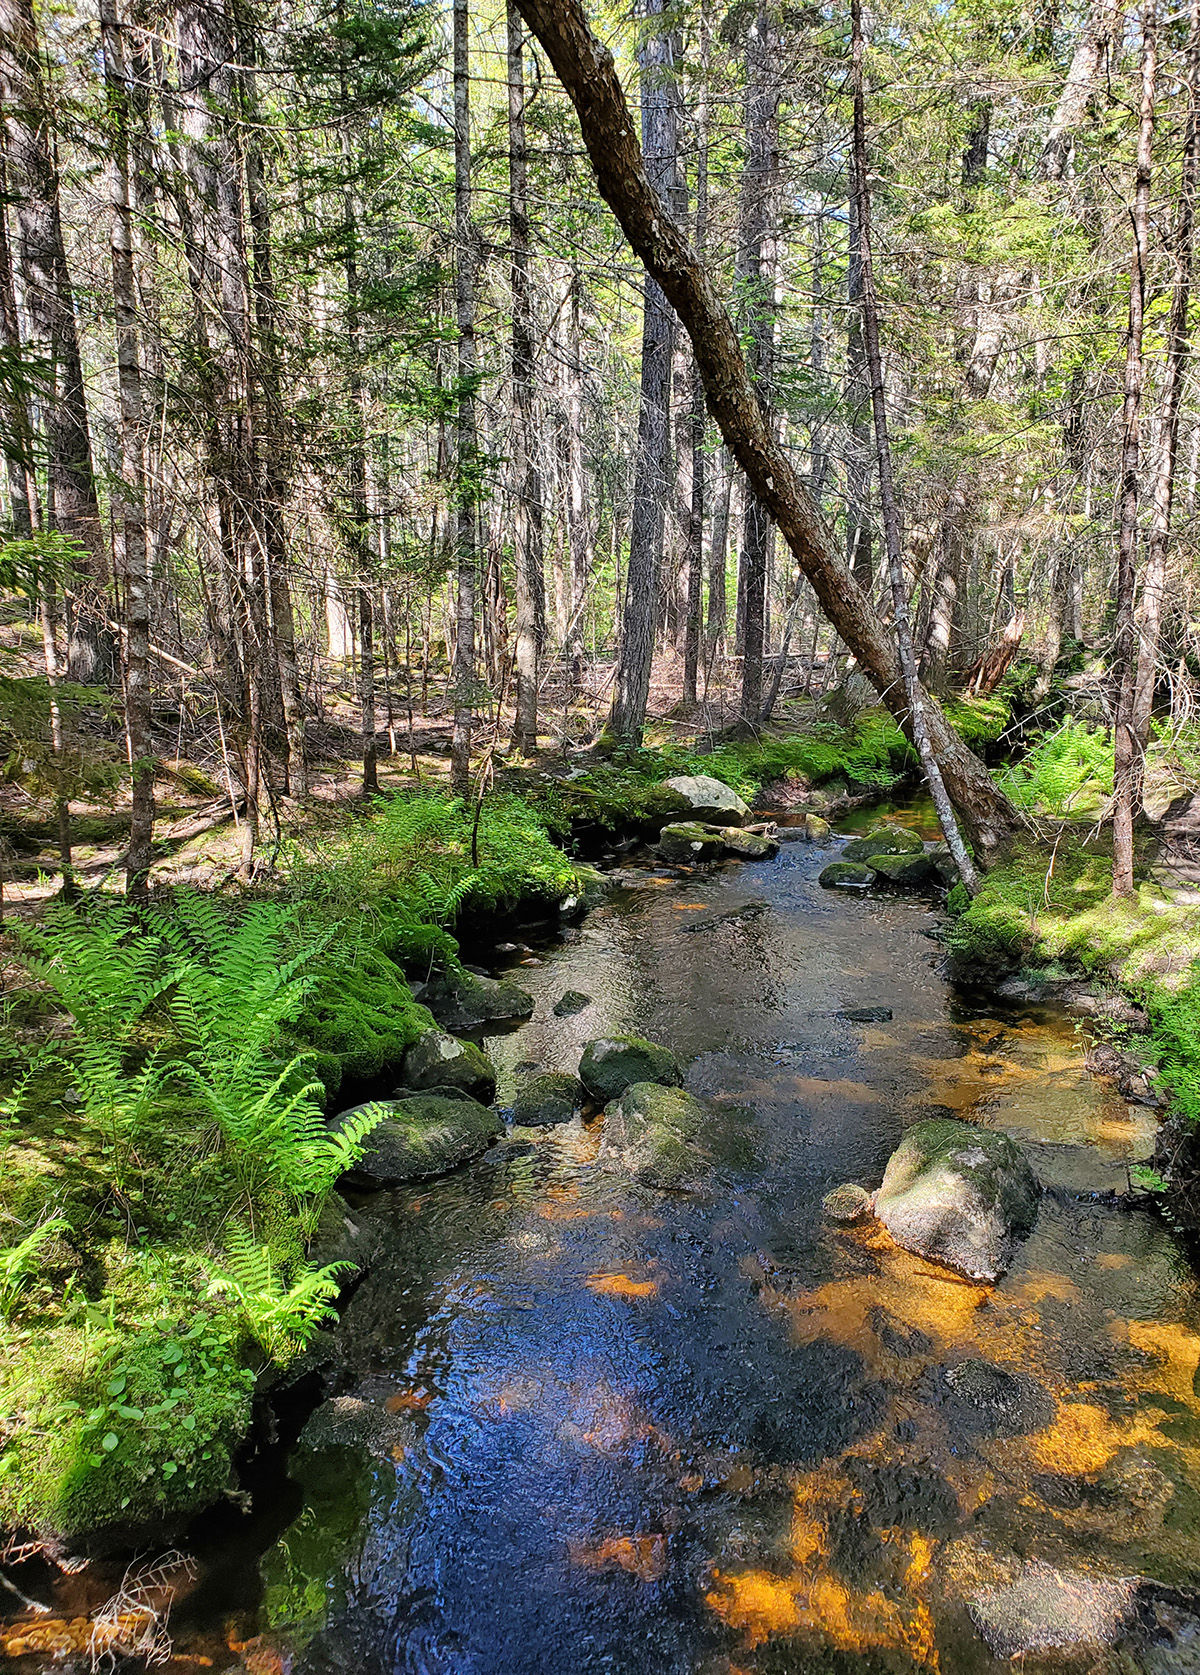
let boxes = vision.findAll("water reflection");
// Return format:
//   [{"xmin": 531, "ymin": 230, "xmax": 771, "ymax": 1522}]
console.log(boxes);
[{"xmin": 71, "ymin": 834, "xmax": 1200, "ymax": 1671}]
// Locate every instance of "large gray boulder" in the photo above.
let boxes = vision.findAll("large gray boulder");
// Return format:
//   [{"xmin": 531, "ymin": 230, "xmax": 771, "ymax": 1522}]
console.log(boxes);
[
  {"xmin": 660, "ymin": 774, "xmax": 751, "ymax": 826},
  {"xmin": 842, "ymin": 826, "xmax": 924, "ymax": 862},
  {"xmin": 334, "ymin": 1094, "xmax": 502, "ymax": 1188},
  {"xmin": 718, "ymin": 826, "xmax": 778, "ymax": 859},
  {"xmin": 579, "ymin": 1034, "xmax": 684, "ymax": 1103},
  {"xmin": 402, "ymin": 1027, "xmax": 496, "ymax": 1103},
  {"xmin": 874, "ymin": 1117, "xmax": 1040, "ymax": 1281},
  {"xmin": 423, "ymin": 968, "xmax": 534, "ymax": 1031}
]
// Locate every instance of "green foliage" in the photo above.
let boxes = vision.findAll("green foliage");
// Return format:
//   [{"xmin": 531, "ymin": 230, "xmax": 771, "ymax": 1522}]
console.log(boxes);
[
  {"xmin": 206, "ymin": 1227, "xmax": 350, "ymax": 1362},
  {"xmin": 941, "ymin": 694, "xmax": 1012, "ymax": 749},
  {"xmin": 995, "ymin": 718, "xmax": 1114, "ymax": 816},
  {"xmin": 284, "ymin": 791, "xmax": 582, "ymax": 931},
  {"xmin": 0, "ymin": 1216, "xmax": 68, "ymax": 1320},
  {"xmin": 0, "ymin": 1256, "xmax": 254, "ymax": 1534},
  {"xmin": 1148, "ymin": 967, "xmax": 1200, "ymax": 1125}
]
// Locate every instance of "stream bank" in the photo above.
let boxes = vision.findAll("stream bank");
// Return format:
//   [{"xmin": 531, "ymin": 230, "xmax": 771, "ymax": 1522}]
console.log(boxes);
[{"xmin": 6, "ymin": 792, "xmax": 1199, "ymax": 1673}]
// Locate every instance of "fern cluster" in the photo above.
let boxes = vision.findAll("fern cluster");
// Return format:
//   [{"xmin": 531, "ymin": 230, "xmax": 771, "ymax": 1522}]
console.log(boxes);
[{"xmin": 995, "ymin": 718, "xmax": 1114, "ymax": 816}]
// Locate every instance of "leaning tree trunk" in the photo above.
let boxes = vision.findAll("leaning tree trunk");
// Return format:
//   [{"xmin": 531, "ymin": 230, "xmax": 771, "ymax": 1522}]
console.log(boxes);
[
  {"xmin": 507, "ymin": 2, "xmax": 544, "ymax": 754},
  {"xmin": 1112, "ymin": 0, "xmax": 1157, "ymax": 897},
  {"xmin": 450, "ymin": 0, "xmax": 479, "ymax": 795},
  {"xmin": 511, "ymin": 0, "xmax": 1020, "ymax": 857},
  {"xmin": 607, "ymin": 0, "xmax": 680, "ymax": 746},
  {"xmin": 1133, "ymin": 0, "xmax": 1199, "ymax": 763},
  {"xmin": 101, "ymin": 0, "xmax": 155, "ymax": 893}
]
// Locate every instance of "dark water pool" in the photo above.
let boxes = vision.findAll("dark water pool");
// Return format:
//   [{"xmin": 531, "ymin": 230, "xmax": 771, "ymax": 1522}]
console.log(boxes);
[{"xmin": 8, "ymin": 826, "xmax": 1200, "ymax": 1674}]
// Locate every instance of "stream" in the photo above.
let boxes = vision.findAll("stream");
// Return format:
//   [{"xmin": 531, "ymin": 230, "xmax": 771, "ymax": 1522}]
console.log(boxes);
[{"xmin": 11, "ymin": 805, "xmax": 1200, "ymax": 1673}]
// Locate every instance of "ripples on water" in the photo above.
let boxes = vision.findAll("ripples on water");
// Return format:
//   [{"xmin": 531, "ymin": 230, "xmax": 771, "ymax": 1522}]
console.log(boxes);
[{"xmin": 11, "ymin": 827, "xmax": 1200, "ymax": 1674}]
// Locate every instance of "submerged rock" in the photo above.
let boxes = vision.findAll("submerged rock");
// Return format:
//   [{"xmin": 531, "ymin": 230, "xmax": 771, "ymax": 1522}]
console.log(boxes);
[
  {"xmin": 874, "ymin": 1117, "xmax": 1040, "ymax": 1281},
  {"xmin": 660, "ymin": 773, "xmax": 750, "ymax": 826},
  {"xmin": 969, "ymin": 1561, "xmax": 1137, "ymax": 1658},
  {"xmin": 657, "ymin": 822, "xmax": 726, "ymax": 864},
  {"xmin": 841, "ymin": 826, "xmax": 924, "ymax": 862},
  {"xmin": 511, "ymin": 1071, "xmax": 587, "ymax": 1127},
  {"xmin": 334, "ymin": 1094, "xmax": 502, "ymax": 1188},
  {"xmin": 718, "ymin": 827, "xmax": 779, "ymax": 859},
  {"xmin": 868, "ymin": 851, "xmax": 934, "ymax": 885},
  {"xmin": 822, "ymin": 1183, "xmax": 874, "ymax": 1223},
  {"xmin": 819, "ymin": 860, "xmax": 877, "ymax": 890},
  {"xmin": 578, "ymin": 1034, "xmax": 684, "ymax": 1103},
  {"xmin": 598, "ymin": 1081, "xmax": 715, "ymax": 1192},
  {"xmin": 553, "ymin": 988, "xmax": 593, "ymax": 1018},
  {"xmin": 402, "ymin": 1027, "xmax": 496, "ymax": 1103},
  {"xmin": 423, "ymin": 968, "xmax": 534, "ymax": 1032},
  {"xmin": 936, "ymin": 1358, "xmax": 1057, "ymax": 1439},
  {"xmin": 838, "ymin": 1006, "xmax": 893, "ymax": 1023}
]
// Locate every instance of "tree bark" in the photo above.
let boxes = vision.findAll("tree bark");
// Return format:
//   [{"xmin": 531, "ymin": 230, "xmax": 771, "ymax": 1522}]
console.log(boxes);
[
  {"xmin": 1041, "ymin": 0, "xmax": 1120, "ymax": 180},
  {"xmin": 1132, "ymin": 0, "xmax": 1199, "ymax": 767},
  {"xmin": 1112, "ymin": 0, "xmax": 1156, "ymax": 897},
  {"xmin": 507, "ymin": 2, "xmax": 544, "ymax": 753},
  {"xmin": 608, "ymin": 0, "xmax": 680, "ymax": 746},
  {"xmin": 0, "ymin": 0, "xmax": 111, "ymax": 681},
  {"xmin": 100, "ymin": 0, "xmax": 155, "ymax": 893},
  {"xmin": 737, "ymin": 6, "xmax": 781, "ymax": 724},
  {"xmin": 849, "ymin": 0, "xmax": 979, "ymax": 893},
  {"xmin": 450, "ymin": 0, "xmax": 478, "ymax": 795},
  {"xmin": 511, "ymin": 0, "xmax": 1019, "ymax": 857}
]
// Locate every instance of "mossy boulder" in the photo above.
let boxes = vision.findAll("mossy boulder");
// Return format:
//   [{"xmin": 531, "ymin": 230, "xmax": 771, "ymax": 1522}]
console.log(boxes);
[
  {"xmin": 334, "ymin": 1094, "xmax": 503, "ymax": 1188},
  {"xmin": 660, "ymin": 774, "xmax": 751, "ymax": 826},
  {"xmin": 658, "ymin": 822, "xmax": 726, "ymax": 864},
  {"xmin": 423, "ymin": 968, "xmax": 534, "ymax": 1031},
  {"xmin": 842, "ymin": 826, "xmax": 924, "ymax": 862},
  {"xmin": 579, "ymin": 1034, "xmax": 684, "ymax": 1103},
  {"xmin": 869, "ymin": 851, "xmax": 934, "ymax": 886},
  {"xmin": 598, "ymin": 1081, "xmax": 715, "ymax": 1192},
  {"xmin": 511, "ymin": 1071, "xmax": 587, "ymax": 1127},
  {"xmin": 719, "ymin": 827, "xmax": 779, "ymax": 859},
  {"xmin": 819, "ymin": 861, "xmax": 877, "ymax": 890},
  {"xmin": 874, "ymin": 1117, "xmax": 1040, "ymax": 1281},
  {"xmin": 401, "ymin": 1028, "xmax": 496, "ymax": 1103}
]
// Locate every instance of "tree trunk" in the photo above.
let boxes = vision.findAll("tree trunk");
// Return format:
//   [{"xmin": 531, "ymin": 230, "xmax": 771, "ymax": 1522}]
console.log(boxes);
[
  {"xmin": 0, "ymin": 146, "xmax": 36, "ymax": 537},
  {"xmin": 508, "ymin": 2, "xmax": 544, "ymax": 753},
  {"xmin": 100, "ymin": 0, "xmax": 155, "ymax": 893},
  {"xmin": 512, "ymin": 0, "xmax": 1020, "ymax": 857},
  {"xmin": 845, "ymin": 153, "xmax": 873, "ymax": 591},
  {"xmin": 0, "ymin": 0, "xmax": 111, "ymax": 681},
  {"xmin": 450, "ymin": 0, "xmax": 479, "ymax": 795},
  {"xmin": 849, "ymin": 0, "xmax": 979, "ymax": 893},
  {"xmin": 1041, "ymin": 0, "xmax": 1121, "ymax": 180},
  {"xmin": 1112, "ymin": 0, "xmax": 1156, "ymax": 897},
  {"xmin": 607, "ymin": 0, "xmax": 679, "ymax": 746},
  {"xmin": 737, "ymin": 6, "xmax": 781, "ymax": 724},
  {"xmin": 1132, "ymin": 0, "xmax": 1199, "ymax": 765}
]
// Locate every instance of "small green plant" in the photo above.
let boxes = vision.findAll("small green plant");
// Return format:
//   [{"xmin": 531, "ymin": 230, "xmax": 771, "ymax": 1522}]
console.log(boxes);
[
  {"xmin": 206, "ymin": 1228, "xmax": 351, "ymax": 1361},
  {"xmin": 0, "ymin": 1215, "xmax": 68, "ymax": 1319},
  {"xmin": 1130, "ymin": 1163, "xmax": 1168, "ymax": 1193}
]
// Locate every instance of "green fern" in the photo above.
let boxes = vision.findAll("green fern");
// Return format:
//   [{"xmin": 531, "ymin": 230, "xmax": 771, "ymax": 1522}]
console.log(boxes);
[
  {"xmin": 996, "ymin": 720, "xmax": 1114, "ymax": 816},
  {"xmin": 0, "ymin": 1216, "xmax": 69, "ymax": 1320},
  {"xmin": 205, "ymin": 1227, "xmax": 351, "ymax": 1361}
]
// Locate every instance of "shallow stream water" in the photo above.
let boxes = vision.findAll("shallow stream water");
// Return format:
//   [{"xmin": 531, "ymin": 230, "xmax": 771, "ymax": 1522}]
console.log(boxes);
[{"xmin": 9, "ymin": 811, "xmax": 1200, "ymax": 1674}]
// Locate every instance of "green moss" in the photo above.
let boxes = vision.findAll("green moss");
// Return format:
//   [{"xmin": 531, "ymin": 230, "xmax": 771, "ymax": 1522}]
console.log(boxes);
[
  {"xmin": 0, "ymin": 1252, "xmax": 252, "ymax": 1537},
  {"xmin": 947, "ymin": 836, "xmax": 1200, "ymax": 1124}
]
